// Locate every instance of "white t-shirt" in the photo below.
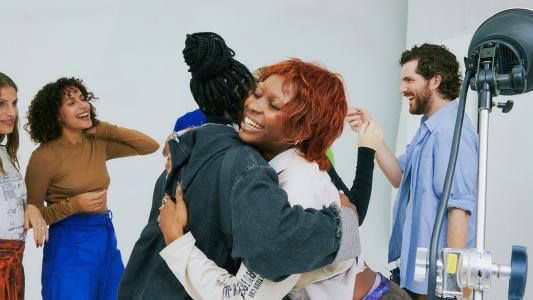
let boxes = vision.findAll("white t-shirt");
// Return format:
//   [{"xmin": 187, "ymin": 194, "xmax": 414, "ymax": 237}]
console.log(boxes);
[{"xmin": 0, "ymin": 146, "xmax": 26, "ymax": 241}]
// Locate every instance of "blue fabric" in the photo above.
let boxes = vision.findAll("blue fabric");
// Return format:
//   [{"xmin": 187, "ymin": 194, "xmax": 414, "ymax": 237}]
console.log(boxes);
[
  {"xmin": 173, "ymin": 109, "xmax": 206, "ymax": 132},
  {"xmin": 42, "ymin": 211, "xmax": 124, "ymax": 300},
  {"xmin": 363, "ymin": 272, "xmax": 391, "ymax": 300},
  {"xmin": 388, "ymin": 100, "xmax": 478, "ymax": 294}
]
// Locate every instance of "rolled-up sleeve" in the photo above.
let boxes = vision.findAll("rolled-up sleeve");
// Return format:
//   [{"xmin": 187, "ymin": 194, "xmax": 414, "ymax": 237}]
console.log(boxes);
[
  {"xmin": 398, "ymin": 144, "xmax": 410, "ymax": 173},
  {"xmin": 432, "ymin": 130, "xmax": 478, "ymax": 214}
]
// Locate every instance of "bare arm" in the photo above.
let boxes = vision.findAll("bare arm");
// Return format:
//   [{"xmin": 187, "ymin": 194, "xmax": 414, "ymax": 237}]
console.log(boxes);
[
  {"xmin": 375, "ymin": 142, "xmax": 403, "ymax": 188},
  {"xmin": 447, "ymin": 208, "xmax": 469, "ymax": 248}
]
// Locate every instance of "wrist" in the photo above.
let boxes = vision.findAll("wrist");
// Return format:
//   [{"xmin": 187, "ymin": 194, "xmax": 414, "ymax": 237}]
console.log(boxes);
[
  {"xmin": 164, "ymin": 229, "xmax": 184, "ymax": 245},
  {"xmin": 68, "ymin": 196, "xmax": 82, "ymax": 212}
]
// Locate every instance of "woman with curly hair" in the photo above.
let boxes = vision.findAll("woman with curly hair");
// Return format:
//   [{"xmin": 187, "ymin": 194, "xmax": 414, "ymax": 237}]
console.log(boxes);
[
  {"xmin": 24, "ymin": 77, "xmax": 159, "ymax": 300},
  {"xmin": 0, "ymin": 72, "xmax": 48, "ymax": 300}
]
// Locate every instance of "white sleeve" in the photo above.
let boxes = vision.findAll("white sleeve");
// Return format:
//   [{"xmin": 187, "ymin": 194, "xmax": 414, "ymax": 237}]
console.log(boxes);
[{"xmin": 160, "ymin": 232, "xmax": 301, "ymax": 300}]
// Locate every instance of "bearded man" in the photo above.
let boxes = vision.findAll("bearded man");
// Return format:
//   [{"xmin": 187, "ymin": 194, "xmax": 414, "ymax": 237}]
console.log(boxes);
[{"xmin": 347, "ymin": 44, "xmax": 478, "ymax": 299}]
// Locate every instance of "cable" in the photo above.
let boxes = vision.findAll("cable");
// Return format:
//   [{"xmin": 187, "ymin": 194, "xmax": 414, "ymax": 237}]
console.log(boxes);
[{"xmin": 427, "ymin": 69, "xmax": 474, "ymax": 299}]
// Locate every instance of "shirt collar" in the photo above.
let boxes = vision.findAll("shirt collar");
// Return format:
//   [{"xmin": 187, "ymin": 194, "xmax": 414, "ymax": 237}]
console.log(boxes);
[
  {"xmin": 423, "ymin": 99, "xmax": 458, "ymax": 132},
  {"xmin": 268, "ymin": 148, "xmax": 297, "ymax": 174}
]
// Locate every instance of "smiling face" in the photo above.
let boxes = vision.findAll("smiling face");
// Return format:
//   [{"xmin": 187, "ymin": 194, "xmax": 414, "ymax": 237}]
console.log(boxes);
[
  {"xmin": 239, "ymin": 75, "xmax": 295, "ymax": 161},
  {"xmin": 58, "ymin": 86, "xmax": 92, "ymax": 131},
  {"xmin": 0, "ymin": 85, "xmax": 18, "ymax": 135},
  {"xmin": 400, "ymin": 60, "xmax": 432, "ymax": 115}
]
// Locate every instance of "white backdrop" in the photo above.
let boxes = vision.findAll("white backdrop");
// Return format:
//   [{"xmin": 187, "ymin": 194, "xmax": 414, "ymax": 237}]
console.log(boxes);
[{"xmin": 2, "ymin": 1, "xmax": 408, "ymax": 299}]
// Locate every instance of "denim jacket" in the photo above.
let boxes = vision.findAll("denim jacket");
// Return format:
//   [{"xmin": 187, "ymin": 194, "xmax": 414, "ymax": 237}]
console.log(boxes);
[{"xmin": 119, "ymin": 120, "xmax": 360, "ymax": 300}]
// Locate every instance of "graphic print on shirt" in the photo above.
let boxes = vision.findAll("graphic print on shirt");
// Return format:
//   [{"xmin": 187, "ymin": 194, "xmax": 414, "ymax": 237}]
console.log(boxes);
[{"xmin": 0, "ymin": 172, "xmax": 26, "ymax": 240}]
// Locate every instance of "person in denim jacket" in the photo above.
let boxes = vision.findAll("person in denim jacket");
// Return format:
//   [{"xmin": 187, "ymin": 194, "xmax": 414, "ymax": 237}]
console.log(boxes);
[{"xmin": 118, "ymin": 32, "xmax": 360, "ymax": 300}]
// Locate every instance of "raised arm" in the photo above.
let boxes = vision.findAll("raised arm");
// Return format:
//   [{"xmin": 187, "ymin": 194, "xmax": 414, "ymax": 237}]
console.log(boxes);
[
  {"xmin": 346, "ymin": 107, "xmax": 402, "ymax": 188},
  {"xmin": 93, "ymin": 121, "xmax": 159, "ymax": 159},
  {"xmin": 329, "ymin": 119, "xmax": 382, "ymax": 225}
]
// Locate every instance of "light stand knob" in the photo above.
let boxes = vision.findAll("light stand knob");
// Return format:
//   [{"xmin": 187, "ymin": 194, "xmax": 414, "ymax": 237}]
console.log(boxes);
[{"xmin": 509, "ymin": 245, "xmax": 528, "ymax": 300}]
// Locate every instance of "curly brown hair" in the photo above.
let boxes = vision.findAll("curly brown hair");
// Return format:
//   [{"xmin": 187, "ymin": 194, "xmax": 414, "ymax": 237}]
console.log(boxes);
[
  {"xmin": 400, "ymin": 43, "xmax": 462, "ymax": 100},
  {"xmin": 24, "ymin": 77, "xmax": 99, "ymax": 144}
]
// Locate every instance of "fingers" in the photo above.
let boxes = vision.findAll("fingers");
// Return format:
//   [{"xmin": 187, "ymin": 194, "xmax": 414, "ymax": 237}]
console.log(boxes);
[
  {"xmin": 159, "ymin": 194, "xmax": 172, "ymax": 211},
  {"xmin": 359, "ymin": 120, "xmax": 369, "ymax": 135},
  {"xmin": 346, "ymin": 107, "xmax": 373, "ymax": 133},
  {"xmin": 33, "ymin": 220, "xmax": 42, "ymax": 247},
  {"xmin": 367, "ymin": 120, "xmax": 384, "ymax": 140},
  {"xmin": 159, "ymin": 198, "xmax": 176, "ymax": 226},
  {"xmin": 346, "ymin": 108, "xmax": 359, "ymax": 117},
  {"xmin": 90, "ymin": 190, "xmax": 107, "ymax": 200},
  {"xmin": 175, "ymin": 183, "xmax": 183, "ymax": 200},
  {"xmin": 33, "ymin": 219, "xmax": 47, "ymax": 247},
  {"xmin": 88, "ymin": 190, "xmax": 107, "ymax": 211}
]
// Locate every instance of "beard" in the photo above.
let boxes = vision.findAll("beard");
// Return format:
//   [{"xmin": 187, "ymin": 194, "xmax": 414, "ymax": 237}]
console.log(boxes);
[{"xmin": 406, "ymin": 85, "xmax": 431, "ymax": 115}]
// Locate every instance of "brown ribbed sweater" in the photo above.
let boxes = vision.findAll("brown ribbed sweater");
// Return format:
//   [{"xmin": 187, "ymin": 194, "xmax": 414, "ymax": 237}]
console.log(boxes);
[{"xmin": 25, "ymin": 121, "xmax": 159, "ymax": 224}]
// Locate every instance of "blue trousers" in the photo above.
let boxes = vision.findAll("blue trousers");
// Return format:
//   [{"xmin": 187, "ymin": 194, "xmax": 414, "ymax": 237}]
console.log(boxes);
[{"xmin": 42, "ymin": 211, "xmax": 124, "ymax": 300}]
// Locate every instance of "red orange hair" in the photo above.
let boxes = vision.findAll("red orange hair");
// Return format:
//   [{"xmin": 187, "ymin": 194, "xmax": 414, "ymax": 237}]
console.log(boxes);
[{"xmin": 259, "ymin": 58, "xmax": 347, "ymax": 171}]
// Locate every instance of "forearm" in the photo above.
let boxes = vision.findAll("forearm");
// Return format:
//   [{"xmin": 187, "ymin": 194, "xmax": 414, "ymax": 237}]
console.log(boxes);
[
  {"xmin": 160, "ymin": 232, "xmax": 296, "ymax": 299},
  {"xmin": 447, "ymin": 208, "xmax": 469, "ymax": 248},
  {"xmin": 34, "ymin": 198, "xmax": 81, "ymax": 225},
  {"xmin": 348, "ymin": 147, "xmax": 375, "ymax": 224},
  {"xmin": 375, "ymin": 142, "xmax": 402, "ymax": 188},
  {"xmin": 233, "ymin": 198, "xmax": 359, "ymax": 281}
]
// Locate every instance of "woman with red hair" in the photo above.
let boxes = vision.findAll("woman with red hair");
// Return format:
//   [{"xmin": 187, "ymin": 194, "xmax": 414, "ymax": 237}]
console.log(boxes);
[{"xmin": 159, "ymin": 59, "xmax": 390, "ymax": 299}]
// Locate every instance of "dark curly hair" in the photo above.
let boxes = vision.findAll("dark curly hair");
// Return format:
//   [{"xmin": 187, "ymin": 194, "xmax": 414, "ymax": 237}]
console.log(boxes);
[
  {"xmin": 183, "ymin": 32, "xmax": 255, "ymax": 123},
  {"xmin": 24, "ymin": 77, "xmax": 99, "ymax": 144},
  {"xmin": 0, "ymin": 72, "xmax": 20, "ymax": 174},
  {"xmin": 400, "ymin": 43, "xmax": 462, "ymax": 100}
]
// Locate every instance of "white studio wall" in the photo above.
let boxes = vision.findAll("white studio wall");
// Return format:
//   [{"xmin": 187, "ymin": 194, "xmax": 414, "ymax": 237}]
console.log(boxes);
[
  {"xmin": 401, "ymin": 1, "xmax": 533, "ymax": 299},
  {"xmin": 2, "ymin": 1, "xmax": 408, "ymax": 298}
]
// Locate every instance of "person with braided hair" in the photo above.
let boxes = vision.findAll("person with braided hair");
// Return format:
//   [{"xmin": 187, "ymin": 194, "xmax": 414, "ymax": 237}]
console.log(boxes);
[
  {"xmin": 159, "ymin": 54, "xmax": 411, "ymax": 298},
  {"xmin": 156, "ymin": 31, "xmax": 367, "ymax": 299},
  {"xmin": 120, "ymin": 32, "xmax": 361, "ymax": 300}
]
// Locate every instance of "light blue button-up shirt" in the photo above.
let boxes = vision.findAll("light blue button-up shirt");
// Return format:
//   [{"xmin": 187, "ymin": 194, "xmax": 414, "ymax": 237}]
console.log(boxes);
[{"xmin": 389, "ymin": 100, "xmax": 478, "ymax": 294}]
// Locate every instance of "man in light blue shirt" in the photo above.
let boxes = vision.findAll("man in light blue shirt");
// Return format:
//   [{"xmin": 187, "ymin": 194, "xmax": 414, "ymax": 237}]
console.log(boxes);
[{"xmin": 348, "ymin": 44, "xmax": 478, "ymax": 298}]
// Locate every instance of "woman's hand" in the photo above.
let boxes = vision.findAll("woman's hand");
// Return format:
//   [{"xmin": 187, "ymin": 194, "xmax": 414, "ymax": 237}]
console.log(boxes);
[
  {"xmin": 24, "ymin": 204, "xmax": 48, "ymax": 247},
  {"xmin": 339, "ymin": 191, "xmax": 358, "ymax": 218},
  {"xmin": 357, "ymin": 119, "xmax": 384, "ymax": 150},
  {"xmin": 159, "ymin": 184, "xmax": 188, "ymax": 245},
  {"xmin": 74, "ymin": 190, "xmax": 107, "ymax": 212},
  {"xmin": 84, "ymin": 119, "xmax": 100, "ymax": 134},
  {"xmin": 345, "ymin": 107, "xmax": 372, "ymax": 133}
]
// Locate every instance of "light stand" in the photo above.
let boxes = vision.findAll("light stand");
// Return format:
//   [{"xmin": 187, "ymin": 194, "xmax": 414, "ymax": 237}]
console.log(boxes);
[{"xmin": 414, "ymin": 8, "xmax": 533, "ymax": 300}]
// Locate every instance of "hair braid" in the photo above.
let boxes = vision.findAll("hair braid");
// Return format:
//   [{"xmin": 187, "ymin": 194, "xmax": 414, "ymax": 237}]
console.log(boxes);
[{"xmin": 183, "ymin": 32, "xmax": 254, "ymax": 123}]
